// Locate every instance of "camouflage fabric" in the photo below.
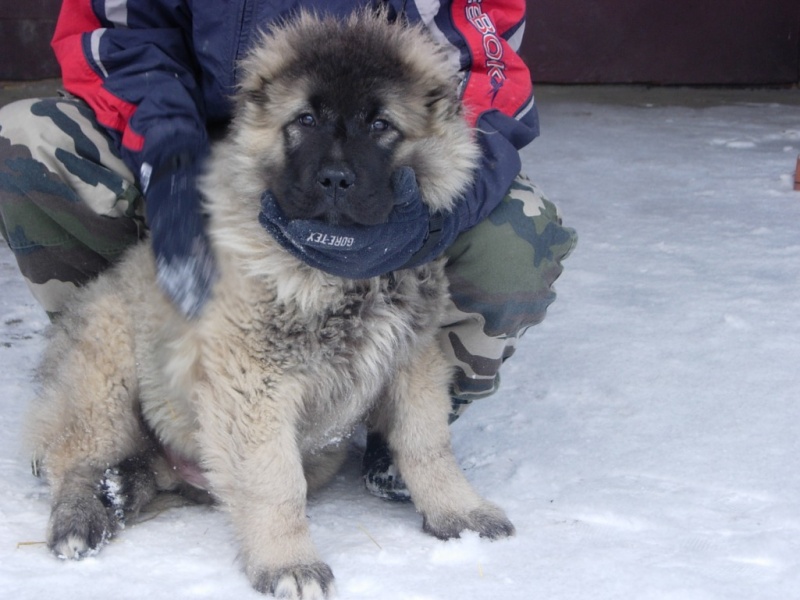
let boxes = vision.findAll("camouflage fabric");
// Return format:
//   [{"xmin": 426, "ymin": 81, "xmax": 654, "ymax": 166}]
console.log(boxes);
[
  {"xmin": 0, "ymin": 96, "xmax": 145, "ymax": 316},
  {"xmin": 440, "ymin": 176, "xmax": 577, "ymax": 420},
  {"xmin": 0, "ymin": 96, "xmax": 576, "ymax": 419}
]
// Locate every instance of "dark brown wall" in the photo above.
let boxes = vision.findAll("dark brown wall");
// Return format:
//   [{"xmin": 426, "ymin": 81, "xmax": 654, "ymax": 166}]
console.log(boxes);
[
  {"xmin": 1, "ymin": 1, "xmax": 799, "ymax": 84},
  {"xmin": 0, "ymin": 0, "xmax": 61, "ymax": 80},
  {"xmin": 521, "ymin": 0, "xmax": 800, "ymax": 85}
]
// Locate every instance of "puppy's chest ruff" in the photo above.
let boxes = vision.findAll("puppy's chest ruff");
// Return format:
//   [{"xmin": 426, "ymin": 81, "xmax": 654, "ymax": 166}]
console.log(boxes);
[
  {"xmin": 276, "ymin": 270, "xmax": 445, "ymax": 448},
  {"xmin": 252, "ymin": 268, "xmax": 444, "ymax": 381},
  {"xmin": 164, "ymin": 265, "xmax": 448, "ymax": 456}
]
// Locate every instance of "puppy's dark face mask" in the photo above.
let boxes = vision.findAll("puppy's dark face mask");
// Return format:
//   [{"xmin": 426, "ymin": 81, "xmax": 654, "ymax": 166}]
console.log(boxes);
[{"xmin": 276, "ymin": 92, "xmax": 403, "ymax": 226}]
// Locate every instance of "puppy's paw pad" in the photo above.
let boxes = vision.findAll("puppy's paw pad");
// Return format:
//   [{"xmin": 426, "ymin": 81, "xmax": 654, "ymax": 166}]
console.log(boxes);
[{"xmin": 252, "ymin": 562, "xmax": 335, "ymax": 599}]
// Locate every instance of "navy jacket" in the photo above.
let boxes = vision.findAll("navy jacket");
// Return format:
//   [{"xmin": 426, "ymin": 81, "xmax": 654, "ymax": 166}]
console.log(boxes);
[{"xmin": 52, "ymin": 0, "xmax": 539, "ymax": 233}]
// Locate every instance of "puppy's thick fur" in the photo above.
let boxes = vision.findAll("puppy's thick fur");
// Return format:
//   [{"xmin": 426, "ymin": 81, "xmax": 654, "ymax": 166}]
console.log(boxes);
[{"xmin": 27, "ymin": 11, "xmax": 513, "ymax": 598}]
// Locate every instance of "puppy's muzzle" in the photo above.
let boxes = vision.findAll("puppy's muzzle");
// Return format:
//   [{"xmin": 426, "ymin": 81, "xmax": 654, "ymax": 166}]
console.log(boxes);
[{"xmin": 317, "ymin": 164, "xmax": 355, "ymax": 203}]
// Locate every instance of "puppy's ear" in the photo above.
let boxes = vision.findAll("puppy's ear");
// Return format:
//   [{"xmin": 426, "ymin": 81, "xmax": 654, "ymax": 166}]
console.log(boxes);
[
  {"xmin": 239, "ymin": 75, "xmax": 270, "ymax": 110},
  {"xmin": 424, "ymin": 83, "xmax": 463, "ymax": 123}
]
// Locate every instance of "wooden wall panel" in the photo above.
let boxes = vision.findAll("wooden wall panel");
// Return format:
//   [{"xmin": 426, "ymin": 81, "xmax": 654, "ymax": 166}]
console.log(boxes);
[
  {"xmin": 521, "ymin": 0, "xmax": 800, "ymax": 85},
  {"xmin": 0, "ymin": 0, "xmax": 60, "ymax": 80},
  {"xmin": 1, "ymin": 1, "xmax": 799, "ymax": 84}
]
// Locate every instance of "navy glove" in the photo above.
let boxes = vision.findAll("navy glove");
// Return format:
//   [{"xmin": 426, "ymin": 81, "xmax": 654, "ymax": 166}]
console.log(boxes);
[
  {"xmin": 145, "ymin": 152, "xmax": 217, "ymax": 318},
  {"xmin": 258, "ymin": 167, "xmax": 460, "ymax": 279}
]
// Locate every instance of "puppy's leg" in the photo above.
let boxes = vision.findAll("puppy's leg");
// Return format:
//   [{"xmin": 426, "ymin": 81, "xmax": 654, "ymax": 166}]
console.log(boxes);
[
  {"xmin": 380, "ymin": 342, "xmax": 515, "ymax": 540},
  {"xmin": 195, "ymin": 379, "xmax": 334, "ymax": 599},
  {"xmin": 29, "ymin": 300, "xmax": 153, "ymax": 559},
  {"xmin": 303, "ymin": 441, "xmax": 348, "ymax": 494},
  {"xmin": 47, "ymin": 453, "xmax": 159, "ymax": 559}
]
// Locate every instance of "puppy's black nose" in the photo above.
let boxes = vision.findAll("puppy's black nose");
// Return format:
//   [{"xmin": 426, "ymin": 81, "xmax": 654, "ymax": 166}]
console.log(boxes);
[{"xmin": 317, "ymin": 165, "xmax": 355, "ymax": 196}]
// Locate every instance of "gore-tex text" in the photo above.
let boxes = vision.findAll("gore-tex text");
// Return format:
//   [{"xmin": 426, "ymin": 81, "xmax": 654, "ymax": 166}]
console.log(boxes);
[{"xmin": 306, "ymin": 232, "xmax": 355, "ymax": 248}]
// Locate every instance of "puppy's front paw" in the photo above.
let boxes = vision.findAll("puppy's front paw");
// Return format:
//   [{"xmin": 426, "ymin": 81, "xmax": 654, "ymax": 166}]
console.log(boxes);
[
  {"xmin": 47, "ymin": 494, "xmax": 120, "ymax": 559},
  {"xmin": 423, "ymin": 502, "xmax": 515, "ymax": 541},
  {"xmin": 251, "ymin": 562, "xmax": 335, "ymax": 599}
]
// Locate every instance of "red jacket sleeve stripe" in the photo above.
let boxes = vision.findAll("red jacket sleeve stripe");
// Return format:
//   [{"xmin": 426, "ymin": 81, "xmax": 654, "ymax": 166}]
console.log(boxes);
[
  {"xmin": 451, "ymin": 0, "xmax": 533, "ymax": 126},
  {"xmin": 51, "ymin": 0, "xmax": 144, "ymax": 152}
]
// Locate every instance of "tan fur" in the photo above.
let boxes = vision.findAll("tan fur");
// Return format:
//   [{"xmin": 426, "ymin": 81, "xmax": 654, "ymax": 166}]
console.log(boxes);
[{"xmin": 27, "ymin": 12, "xmax": 512, "ymax": 598}]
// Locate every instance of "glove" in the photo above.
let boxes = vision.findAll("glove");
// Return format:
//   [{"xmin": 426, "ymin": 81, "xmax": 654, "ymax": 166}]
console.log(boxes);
[
  {"xmin": 144, "ymin": 152, "xmax": 217, "ymax": 318},
  {"xmin": 258, "ymin": 167, "xmax": 460, "ymax": 279}
]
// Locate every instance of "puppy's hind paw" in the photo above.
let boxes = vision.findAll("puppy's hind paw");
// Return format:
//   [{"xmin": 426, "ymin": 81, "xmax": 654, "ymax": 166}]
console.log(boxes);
[
  {"xmin": 251, "ymin": 562, "xmax": 335, "ymax": 599},
  {"xmin": 47, "ymin": 494, "xmax": 120, "ymax": 560}
]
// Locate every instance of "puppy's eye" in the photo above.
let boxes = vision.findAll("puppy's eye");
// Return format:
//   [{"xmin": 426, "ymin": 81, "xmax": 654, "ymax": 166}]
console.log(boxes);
[
  {"xmin": 298, "ymin": 113, "xmax": 316, "ymax": 127},
  {"xmin": 370, "ymin": 118, "xmax": 391, "ymax": 132}
]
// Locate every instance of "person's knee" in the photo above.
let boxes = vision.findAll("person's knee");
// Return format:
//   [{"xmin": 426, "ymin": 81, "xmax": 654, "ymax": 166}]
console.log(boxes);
[
  {"xmin": 488, "ymin": 182, "xmax": 575, "ymax": 282},
  {"xmin": 446, "ymin": 183, "xmax": 576, "ymax": 328},
  {"xmin": 0, "ymin": 98, "xmax": 66, "ymax": 216},
  {"xmin": 0, "ymin": 99, "xmax": 47, "ymax": 238},
  {"xmin": 0, "ymin": 98, "xmax": 40, "ymax": 124},
  {"xmin": 0, "ymin": 98, "xmax": 50, "ymax": 151}
]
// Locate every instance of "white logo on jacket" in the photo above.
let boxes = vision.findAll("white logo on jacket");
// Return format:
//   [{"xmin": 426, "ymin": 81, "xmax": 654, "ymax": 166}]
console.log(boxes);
[{"xmin": 306, "ymin": 232, "xmax": 355, "ymax": 248}]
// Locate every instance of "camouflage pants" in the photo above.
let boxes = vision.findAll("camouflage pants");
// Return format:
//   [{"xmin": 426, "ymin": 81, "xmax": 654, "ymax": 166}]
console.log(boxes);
[{"xmin": 0, "ymin": 96, "xmax": 576, "ymax": 419}]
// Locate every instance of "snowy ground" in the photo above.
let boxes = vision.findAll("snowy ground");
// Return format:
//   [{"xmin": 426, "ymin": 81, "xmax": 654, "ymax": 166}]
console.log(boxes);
[{"xmin": 2, "ymin": 85, "xmax": 799, "ymax": 599}]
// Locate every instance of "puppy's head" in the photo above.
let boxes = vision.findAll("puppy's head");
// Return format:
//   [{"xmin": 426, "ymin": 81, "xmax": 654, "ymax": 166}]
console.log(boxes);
[{"xmin": 231, "ymin": 10, "xmax": 480, "ymax": 224}]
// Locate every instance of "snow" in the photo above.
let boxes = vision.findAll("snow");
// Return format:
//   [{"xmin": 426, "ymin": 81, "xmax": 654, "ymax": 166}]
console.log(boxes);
[{"xmin": 2, "ymin": 85, "xmax": 799, "ymax": 599}]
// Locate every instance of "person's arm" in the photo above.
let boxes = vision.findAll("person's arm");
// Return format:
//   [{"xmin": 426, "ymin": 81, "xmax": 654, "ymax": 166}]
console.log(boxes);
[
  {"xmin": 51, "ymin": 0, "xmax": 215, "ymax": 317},
  {"xmin": 410, "ymin": 0, "xmax": 539, "ymax": 230},
  {"xmin": 52, "ymin": 0, "xmax": 208, "ymax": 177}
]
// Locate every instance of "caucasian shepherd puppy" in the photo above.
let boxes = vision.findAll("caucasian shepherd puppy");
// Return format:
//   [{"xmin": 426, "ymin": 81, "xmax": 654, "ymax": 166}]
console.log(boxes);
[{"xmin": 27, "ymin": 10, "xmax": 514, "ymax": 598}]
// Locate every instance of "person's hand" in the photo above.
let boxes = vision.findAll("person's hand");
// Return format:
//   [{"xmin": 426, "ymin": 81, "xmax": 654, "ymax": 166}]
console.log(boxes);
[
  {"xmin": 145, "ymin": 153, "xmax": 217, "ymax": 318},
  {"xmin": 258, "ymin": 167, "xmax": 459, "ymax": 279}
]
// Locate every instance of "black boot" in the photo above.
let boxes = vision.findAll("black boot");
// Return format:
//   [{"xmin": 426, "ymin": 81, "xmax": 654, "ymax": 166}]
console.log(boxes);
[{"xmin": 361, "ymin": 432, "xmax": 411, "ymax": 502}]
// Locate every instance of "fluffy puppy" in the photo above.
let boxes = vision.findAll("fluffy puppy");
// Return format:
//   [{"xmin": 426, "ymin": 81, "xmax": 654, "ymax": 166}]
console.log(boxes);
[{"xmin": 27, "ymin": 10, "xmax": 513, "ymax": 598}]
